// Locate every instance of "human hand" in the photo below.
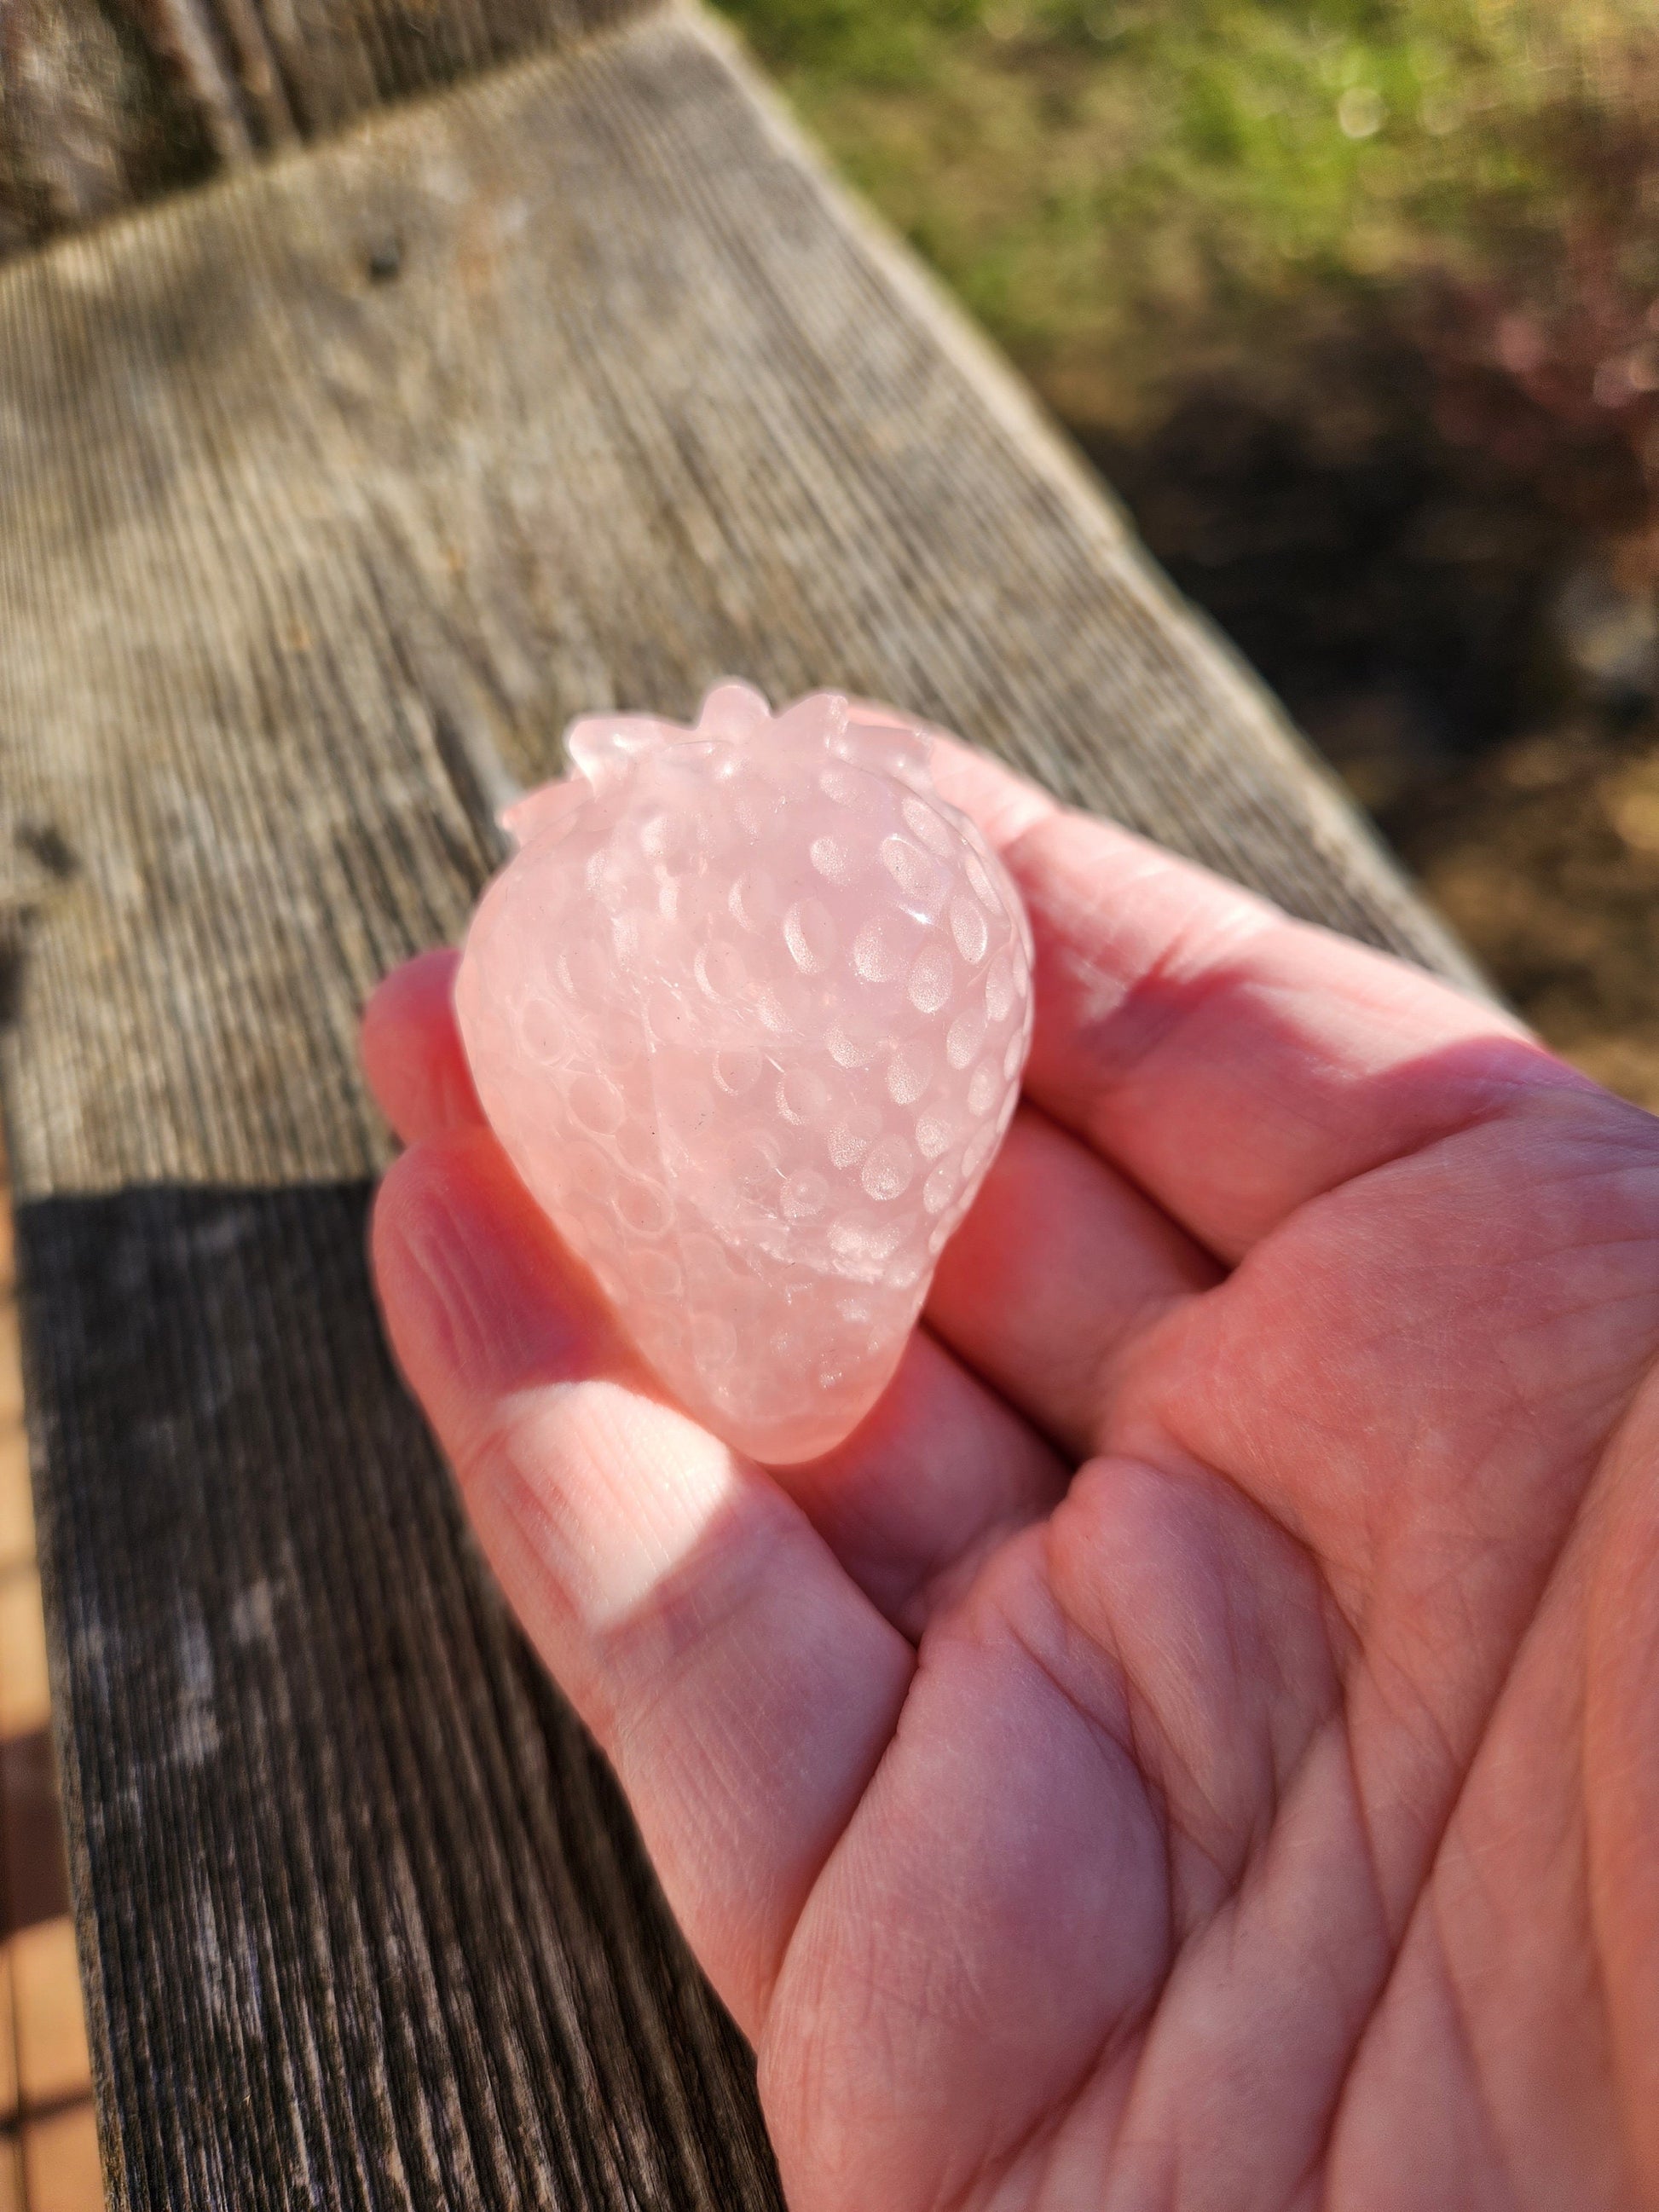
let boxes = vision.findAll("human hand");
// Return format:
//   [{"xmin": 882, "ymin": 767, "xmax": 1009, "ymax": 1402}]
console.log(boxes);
[{"xmin": 361, "ymin": 740, "xmax": 1659, "ymax": 2210}]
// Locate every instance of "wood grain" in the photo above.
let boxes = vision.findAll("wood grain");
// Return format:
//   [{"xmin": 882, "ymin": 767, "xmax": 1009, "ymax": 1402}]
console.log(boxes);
[
  {"xmin": 19, "ymin": 1184, "xmax": 780, "ymax": 2207},
  {"xmin": 0, "ymin": 0, "xmax": 648, "ymax": 260},
  {"xmin": 0, "ymin": 9, "xmax": 1483, "ymax": 2203},
  {"xmin": 0, "ymin": 7, "xmax": 1483, "ymax": 1204}
]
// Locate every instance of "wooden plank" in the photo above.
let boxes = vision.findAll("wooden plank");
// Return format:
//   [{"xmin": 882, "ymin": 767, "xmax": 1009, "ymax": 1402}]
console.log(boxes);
[
  {"xmin": 0, "ymin": 9, "xmax": 1483, "ymax": 1204},
  {"xmin": 0, "ymin": 9, "xmax": 1483, "ymax": 2204},
  {"xmin": 19, "ymin": 1187, "xmax": 780, "ymax": 2209},
  {"xmin": 0, "ymin": 0, "xmax": 650, "ymax": 263}
]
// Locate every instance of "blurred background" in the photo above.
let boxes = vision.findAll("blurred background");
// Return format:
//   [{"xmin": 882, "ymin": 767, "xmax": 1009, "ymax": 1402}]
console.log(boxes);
[{"xmin": 711, "ymin": 0, "xmax": 1659, "ymax": 1105}]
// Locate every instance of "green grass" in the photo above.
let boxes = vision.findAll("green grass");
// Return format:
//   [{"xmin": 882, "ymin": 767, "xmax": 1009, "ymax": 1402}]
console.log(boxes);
[{"xmin": 712, "ymin": 0, "xmax": 1659, "ymax": 436}]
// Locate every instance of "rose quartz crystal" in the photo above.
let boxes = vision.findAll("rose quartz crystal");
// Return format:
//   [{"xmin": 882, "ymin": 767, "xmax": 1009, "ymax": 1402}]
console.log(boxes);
[{"xmin": 455, "ymin": 683, "xmax": 1034, "ymax": 1463}]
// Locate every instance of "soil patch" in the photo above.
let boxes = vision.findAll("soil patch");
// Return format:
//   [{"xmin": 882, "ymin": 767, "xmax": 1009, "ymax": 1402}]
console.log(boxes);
[{"xmin": 1084, "ymin": 340, "xmax": 1659, "ymax": 1106}]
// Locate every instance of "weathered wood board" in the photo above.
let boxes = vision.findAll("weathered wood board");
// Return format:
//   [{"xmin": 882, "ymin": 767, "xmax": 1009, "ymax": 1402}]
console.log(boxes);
[
  {"xmin": 0, "ymin": 7, "xmax": 1483, "ymax": 2203},
  {"xmin": 0, "ymin": 0, "xmax": 649, "ymax": 261}
]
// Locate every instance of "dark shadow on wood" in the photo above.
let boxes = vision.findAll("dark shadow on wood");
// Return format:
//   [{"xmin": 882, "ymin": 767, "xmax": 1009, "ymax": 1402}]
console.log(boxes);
[{"xmin": 16, "ymin": 1178, "xmax": 783, "ymax": 2209}]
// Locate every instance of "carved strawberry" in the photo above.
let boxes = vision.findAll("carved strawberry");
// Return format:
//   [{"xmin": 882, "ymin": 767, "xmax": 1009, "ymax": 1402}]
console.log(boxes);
[{"xmin": 455, "ymin": 683, "xmax": 1033, "ymax": 1462}]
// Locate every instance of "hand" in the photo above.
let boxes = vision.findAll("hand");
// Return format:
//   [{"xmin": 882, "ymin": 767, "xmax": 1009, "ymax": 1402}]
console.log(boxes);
[{"xmin": 361, "ymin": 741, "xmax": 1659, "ymax": 2211}]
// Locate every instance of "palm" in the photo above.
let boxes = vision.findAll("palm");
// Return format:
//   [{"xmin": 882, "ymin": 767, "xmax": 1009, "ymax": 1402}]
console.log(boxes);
[{"xmin": 362, "ymin": 743, "xmax": 1659, "ymax": 2211}]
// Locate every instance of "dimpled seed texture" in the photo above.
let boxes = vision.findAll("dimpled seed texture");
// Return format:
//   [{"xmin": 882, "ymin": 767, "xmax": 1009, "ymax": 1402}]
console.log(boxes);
[{"xmin": 455, "ymin": 683, "xmax": 1035, "ymax": 1463}]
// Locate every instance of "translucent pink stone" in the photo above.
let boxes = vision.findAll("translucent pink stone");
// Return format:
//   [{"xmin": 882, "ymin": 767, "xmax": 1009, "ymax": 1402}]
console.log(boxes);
[{"xmin": 454, "ymin": 684, "xmax": 1034, "ymax": 1463}]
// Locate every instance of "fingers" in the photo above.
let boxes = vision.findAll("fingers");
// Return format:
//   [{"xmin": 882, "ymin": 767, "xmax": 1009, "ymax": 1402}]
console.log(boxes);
[
  {"xmin": 365, "ymin": 949, "xmax": 1219, "ymax": 1461},
  {"xmin": 926, "ymin": 1105, "xmax": 1220, "ymax": 1458},
  {"xmin": 360, "ymin": 949, "xmax": 481, "ymax": 1145},
  {"xmin": 781, "ymin": 1328, "xmax": 1069, "ymax": 1638},
  {"xmin": 362, "ymin": 958, "xmax": 1076, "ymax": 1626},
  {"xmin": 931, "ymin": 740, "xmax": 1569, "ymax": 1261},
  {"xmin": 371, "ymin": 1126, "xmax": 913, "ymax": 2036},
  {"xmin": 763, "ymin": 1516, "xmax": 1171, "ymax": 2208}
]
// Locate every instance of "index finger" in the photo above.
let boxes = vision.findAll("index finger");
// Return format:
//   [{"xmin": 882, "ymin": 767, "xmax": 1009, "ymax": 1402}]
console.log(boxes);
[
  {"xmin": 929, "ymin": 738, "xmax": 1573, "ymax": 1260},
  {"xmin": 371, "ymin": 1126, "xmax": 912, "ymax": 2036},
  {"xmin": 360, "ymin": 947, "xmax": 481, "ymax": 1145}
]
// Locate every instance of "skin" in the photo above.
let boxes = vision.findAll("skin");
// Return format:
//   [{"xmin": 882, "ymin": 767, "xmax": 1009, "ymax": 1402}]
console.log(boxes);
[{"xmin": 361, "ymin": 739, "xmax": 1659, "ymax": 2211}]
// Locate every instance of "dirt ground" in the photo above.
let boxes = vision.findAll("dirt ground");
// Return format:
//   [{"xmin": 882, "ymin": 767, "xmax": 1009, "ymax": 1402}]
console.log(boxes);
[
  {"xmin": 1086, "ymin": 359, "xmax": 1659, "ymax": 1111},
  {"xmin": 1386, "ymin": 714, "xmax": 1659, "ymax": 1107}
]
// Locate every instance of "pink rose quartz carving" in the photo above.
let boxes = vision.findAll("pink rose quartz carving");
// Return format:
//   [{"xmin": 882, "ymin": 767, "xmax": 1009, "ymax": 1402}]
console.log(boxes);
[{"xmin": 455, "ymin": 683, "xmax": 1034, "ymax": 1463}]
